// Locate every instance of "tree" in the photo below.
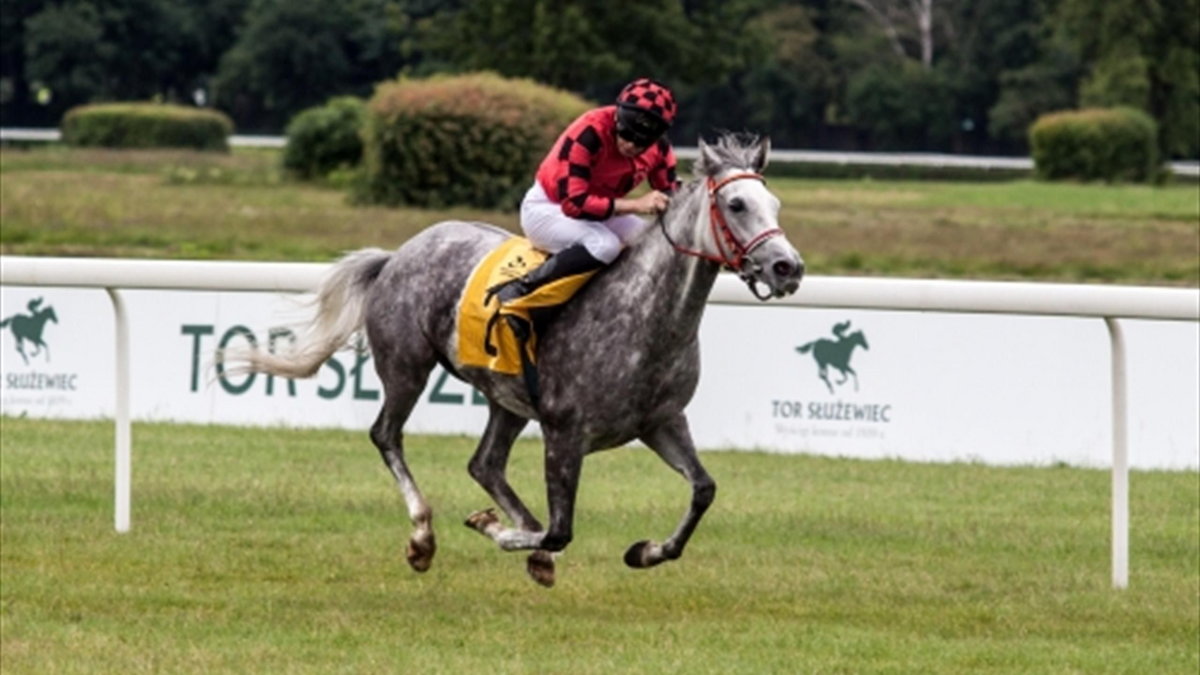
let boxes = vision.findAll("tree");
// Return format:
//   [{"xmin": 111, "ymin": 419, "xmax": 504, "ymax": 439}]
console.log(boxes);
[
  {"xmin": 989, "ymin": 47, "xmax": 1080, "ymax": 146},
  {"xmin": 941, "ymin": 0, "xmax": 1068, "ymax": 152},
  {"xmin": 423, "ymin": 0, "xmax": 773, "ymax": 141},
  {"xmin": 840, "ymin": 0, "xmax": 950, "ymax": 68},
  {"xmin": 1, "ymin": 0, "xmax": 38, "ymax": 125},
  {"xmin": 213, "ymin": 0, "xmax": 414, "ymax": 132},
  {"xmin": 740, "ymin": 4, "xmax": 835, "ymax": 147},
  {"xmin": 15, "ymin": 0, "xmax": 247, "ymax": 125},
  {"xmin": 1055, "ymin": 0, "xmax": 1199, "ymax": 157},
  {"xmin": 23, "ymin": 0, "xmax": 204, "ymax": 119},
  {"xmin": 845, "ymin": 62, "xmax": 955, "ymax": 149}
]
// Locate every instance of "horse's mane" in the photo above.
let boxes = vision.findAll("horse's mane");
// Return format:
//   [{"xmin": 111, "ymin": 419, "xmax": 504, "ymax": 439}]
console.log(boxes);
[{"xmin": 692, "ymin": 132, "xmax": 765, "ymax": 177}]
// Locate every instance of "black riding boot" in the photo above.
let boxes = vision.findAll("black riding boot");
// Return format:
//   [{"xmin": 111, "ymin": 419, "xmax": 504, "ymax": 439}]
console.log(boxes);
[{"xmin": 494, "ymin": 243, "xmax": 606, "ymax": 304}]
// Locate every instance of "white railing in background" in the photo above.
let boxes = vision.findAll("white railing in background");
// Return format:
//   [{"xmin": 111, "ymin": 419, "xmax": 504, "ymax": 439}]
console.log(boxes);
[
  {"xmin": 4, "ymin": 127, "xmax": 1197, "ymax": 176},
  {"xmin": 0, "ymin": 127, "xmax": 287, "ymax": 149},
  {"xmin": 2, "ymin": 256, "xmax": 1198, "ymax": 589}
]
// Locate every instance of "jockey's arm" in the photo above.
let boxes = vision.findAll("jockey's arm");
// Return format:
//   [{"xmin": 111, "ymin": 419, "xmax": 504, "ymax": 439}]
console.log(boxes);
[{"xmin": 614, "ymin": 191, "xmax": 669, "ymax": 216}]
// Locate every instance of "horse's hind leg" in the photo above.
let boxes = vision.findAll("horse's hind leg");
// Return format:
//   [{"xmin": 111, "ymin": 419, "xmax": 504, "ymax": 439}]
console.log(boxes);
[
  {"xmin": 463, "ymin": 402, "xmax": 557, "ymax": 586},
  {"xmin": 370, "ymin": 366, "xmax": 437, "ymax": 572},
  {"xmin": 626, "ymin": 413, "xmax": 716, "ymax": 569}
]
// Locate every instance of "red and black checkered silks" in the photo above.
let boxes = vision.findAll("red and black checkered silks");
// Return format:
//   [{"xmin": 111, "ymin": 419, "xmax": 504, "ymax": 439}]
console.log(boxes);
[
  {"xmin": 616, "ymin": 78, "xmax": 677, "ymax": 125},
  {"xmin": 535, "ymin": 107, "xmax": 679, "ymax": 221}
]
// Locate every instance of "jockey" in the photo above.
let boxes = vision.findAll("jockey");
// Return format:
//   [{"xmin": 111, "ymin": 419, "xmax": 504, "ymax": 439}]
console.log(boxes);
[{"xmin": 495, "ymin": 77, "xmax": 681, "ymax": 303}]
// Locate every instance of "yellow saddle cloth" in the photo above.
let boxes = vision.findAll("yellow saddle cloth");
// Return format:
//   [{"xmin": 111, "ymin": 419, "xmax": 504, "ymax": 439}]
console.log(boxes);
[{"xmin": 457, "ymin": 237, "xmax": 599, "ymax": 375}]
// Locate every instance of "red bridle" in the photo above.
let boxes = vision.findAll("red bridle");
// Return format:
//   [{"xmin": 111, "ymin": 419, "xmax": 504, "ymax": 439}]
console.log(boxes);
[{"xmin": 660, "ymin": 172, "xmax": 784, "ymax": 273}]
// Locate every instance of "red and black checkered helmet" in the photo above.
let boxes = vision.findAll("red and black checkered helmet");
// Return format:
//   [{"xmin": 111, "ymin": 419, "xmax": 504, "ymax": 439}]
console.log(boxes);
[{"xmin": 615, "ymin": 78, "xmax": 676, "ymax": 146}]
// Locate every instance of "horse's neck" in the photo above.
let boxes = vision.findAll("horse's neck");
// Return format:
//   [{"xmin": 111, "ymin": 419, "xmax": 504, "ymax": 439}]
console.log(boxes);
[{"xmin": 607, "ymin": 185, "xmax": 719, "ymax": 337}]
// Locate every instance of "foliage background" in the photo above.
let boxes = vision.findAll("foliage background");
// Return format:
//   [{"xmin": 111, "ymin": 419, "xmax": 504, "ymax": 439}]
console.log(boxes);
[{"xmin": 2, "ymin": 0, "xmax": 1197, "ymax": 158}]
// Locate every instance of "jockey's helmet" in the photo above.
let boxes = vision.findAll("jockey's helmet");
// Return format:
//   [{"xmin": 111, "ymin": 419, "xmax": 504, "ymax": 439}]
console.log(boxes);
[{"xmin": 615, "ymin": 78, "xmax": 676, "ymax": 147}]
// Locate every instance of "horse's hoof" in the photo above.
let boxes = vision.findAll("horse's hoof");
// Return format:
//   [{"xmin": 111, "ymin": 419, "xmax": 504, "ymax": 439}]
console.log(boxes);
[
  {"xmin": 526, "ymin": 550, "xmax": 556, "ymax": 588},
  {"xmin": 406, "ymin": 531, "xmax": 436, "ymax": 573},
  {"xmin": 464, "ymin": 508, "xmax": 499, "ymax": 534},
  {"xmin": 624, "ymin": 540, "xmax": 659, "ymax": 569}
]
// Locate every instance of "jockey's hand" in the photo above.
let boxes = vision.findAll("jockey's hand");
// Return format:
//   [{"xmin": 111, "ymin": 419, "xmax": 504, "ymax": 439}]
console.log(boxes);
[
  {"xmin": 643, "ymin": 190, "xmax": 670, "ymax": 214},
  {"xmin": 617, "ymin": 191, "xmax": 670, "ymax": 216}
]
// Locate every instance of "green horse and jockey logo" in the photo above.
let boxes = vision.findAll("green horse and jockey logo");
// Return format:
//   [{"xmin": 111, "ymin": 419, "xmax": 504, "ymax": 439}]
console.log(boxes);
[
  {"xmin": 796, "ymin": 320, "xmax": 870, "ymax": 393},
  {"xmin": 1, "ymin": 297, "xmax": 59, "ymax": 365}
]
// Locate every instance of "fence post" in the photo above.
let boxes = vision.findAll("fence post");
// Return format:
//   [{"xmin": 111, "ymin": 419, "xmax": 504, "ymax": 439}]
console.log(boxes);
[
  {"xmin": 1106, "ymin": 317, "xmax": 1128, "ymax": 589},
  {"xmin": 106, "ymin": 288, "xmax": 131, "ymax": 533}
]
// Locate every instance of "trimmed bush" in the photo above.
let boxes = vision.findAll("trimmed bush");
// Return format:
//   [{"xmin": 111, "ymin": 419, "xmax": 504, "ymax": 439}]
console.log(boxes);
[
  {"xmin": 1029, "ymin": 107, "xmax": 1159, "ymax": 182},
  {"xmin": 356, "ymin": 72, "xmax": 592, "ymax": 209},
  {"xmin": 282, "ymin": 97, "xmax": 366, "ymax": 180},
  {"xmin": 61, "ymin": 103, "xmax": 233, "ymax": 151}
]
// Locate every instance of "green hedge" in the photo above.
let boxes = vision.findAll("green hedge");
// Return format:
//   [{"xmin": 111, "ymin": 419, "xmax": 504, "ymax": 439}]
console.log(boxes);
[
  {"xmin": 356, "ymin": 72, "xmax": 592, "ymax": 209},
  {"xmin": 282, "ymin": 96, "xmax": 366, "ymax": 180},
  {"xmin": 61, "ymin": 103, "xmax": 233, "ymax": 151},
  {"xmin": 1029, "ymin": 107, "xmax": 1160, "ymax": 182}
]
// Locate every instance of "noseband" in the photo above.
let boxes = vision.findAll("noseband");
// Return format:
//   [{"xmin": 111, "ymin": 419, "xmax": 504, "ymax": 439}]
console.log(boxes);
[{"xmin": 659, "ymin": 171, "xmax": 785, "ymax": 300}]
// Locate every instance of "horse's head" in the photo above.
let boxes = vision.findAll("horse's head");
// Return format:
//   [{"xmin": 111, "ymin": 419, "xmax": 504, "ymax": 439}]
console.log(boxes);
[
  {"xmin": 45, "ymin": 307, "xmax": 58, "ymax": 323},
  {"xmin": 849, "ymin": 330, "xmax": 869, "ymax": 350},
  {"xmin": 690, "ymin": 135, "xmax": 804, "ymax": 299}
]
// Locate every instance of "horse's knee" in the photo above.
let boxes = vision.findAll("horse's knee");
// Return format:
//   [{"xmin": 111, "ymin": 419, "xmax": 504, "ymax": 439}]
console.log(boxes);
[
  {"xmin": 540, "ymin": 531, "xmax": 573, "ymax": 552},
  {"xmin": 694, "ymin": 479, "xmax": 716, "ymax": 510},
  {"xmin": 467, "ymin": 457, "xmax": 484, "ymax": 482},
  {"xmin": 466, "ymin": 455, "xmax": 496, "ymax": 487},
  {"xmin": 369, "ymin": 420, "xmax": 391, "ymax": 450}
]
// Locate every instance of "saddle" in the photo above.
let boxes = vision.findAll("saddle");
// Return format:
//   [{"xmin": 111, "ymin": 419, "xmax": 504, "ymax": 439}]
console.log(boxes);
[{"xmin": 456, "ymin": 237, "xmax": 599, "ymax": 404}]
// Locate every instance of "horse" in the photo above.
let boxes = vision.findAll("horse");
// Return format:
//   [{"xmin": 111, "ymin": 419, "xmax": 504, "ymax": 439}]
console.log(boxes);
[
  {"xmin": 222, "ymin": 133, "xmax": 804, "ymax": 587},
  {"xmin": 1, "ymin": 298, "xmax": 58, "ymax": 365},
  {"xmin": 796, "ymin": 329, "xmax": 869, "ymax": 393}
]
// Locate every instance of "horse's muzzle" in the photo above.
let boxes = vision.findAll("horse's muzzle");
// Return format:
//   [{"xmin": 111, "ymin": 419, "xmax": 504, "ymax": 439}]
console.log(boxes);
[{"xmin": 755, "ymin": 244, "xmax": 804, "ymax": 297}]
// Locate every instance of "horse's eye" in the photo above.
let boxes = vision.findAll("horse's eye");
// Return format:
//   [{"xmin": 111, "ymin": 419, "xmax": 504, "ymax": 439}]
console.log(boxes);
[{"xmin": 729, "ymin": 198, "xmax": 745, "ymax": 213}]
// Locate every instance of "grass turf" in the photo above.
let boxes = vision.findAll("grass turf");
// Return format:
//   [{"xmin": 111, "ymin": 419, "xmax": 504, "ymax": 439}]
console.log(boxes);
[
  {"xmin": 2, "ymin": 146, "xmax": 1197, "ymax": 286},
  {"xmin": 2, "ymin": 418, "xmax": 1196, "ymax": 673}
]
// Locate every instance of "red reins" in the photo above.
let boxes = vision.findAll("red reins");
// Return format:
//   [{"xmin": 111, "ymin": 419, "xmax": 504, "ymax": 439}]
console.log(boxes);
[{"xmin": 660, "ymin": 172, "xmax": 784, "ymax": 272}]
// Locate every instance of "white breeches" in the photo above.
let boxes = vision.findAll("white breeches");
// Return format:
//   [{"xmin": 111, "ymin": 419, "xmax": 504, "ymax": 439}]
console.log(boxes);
[{"xmin": 519, "ymin": 182, "xmax": 649, "ymax": 263}]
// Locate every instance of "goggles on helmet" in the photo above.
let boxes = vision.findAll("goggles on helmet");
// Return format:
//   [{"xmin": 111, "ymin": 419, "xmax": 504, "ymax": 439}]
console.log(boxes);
[{"xmin": 615, "ymin": 104, "xmax": 669, "ymax": 147}]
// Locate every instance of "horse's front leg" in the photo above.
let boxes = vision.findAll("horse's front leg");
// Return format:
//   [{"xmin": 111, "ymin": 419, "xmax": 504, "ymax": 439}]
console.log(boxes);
[
  {"xmin": 464, "ymin": 402, "xmax": 557, "ymax": 586},
  {"xmin": 466, "ymin": 427, "xmax": 583, "ymax": 556},
  {"xmin": 625, "ymin": 413, "xmax": 715, "ymax": 568}
]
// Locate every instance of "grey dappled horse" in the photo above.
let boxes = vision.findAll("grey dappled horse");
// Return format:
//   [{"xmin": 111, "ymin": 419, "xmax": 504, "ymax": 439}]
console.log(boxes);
[{"xmin": 225, "ymin": 134, "xmax": 804, "ymax": 586}]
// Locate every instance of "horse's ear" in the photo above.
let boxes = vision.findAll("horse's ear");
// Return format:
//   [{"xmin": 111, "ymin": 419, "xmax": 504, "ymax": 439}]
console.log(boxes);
[
  {"xmin": 697, "ymin": 137, "xmax": 720, "ymax": 177},
  {"xmin": 753, "ymin": 136, "xmax": 771, "ymax": 173}
]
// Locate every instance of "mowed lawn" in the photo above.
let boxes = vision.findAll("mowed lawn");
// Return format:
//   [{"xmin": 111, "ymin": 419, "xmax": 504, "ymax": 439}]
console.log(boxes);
[
  {"xmin": 1, "ymin": 146, "xmax": 1197, "ymax": 285},
  {"xmin": 2, "ymin": 418, "xmax": 1197, "ymax": 674}
]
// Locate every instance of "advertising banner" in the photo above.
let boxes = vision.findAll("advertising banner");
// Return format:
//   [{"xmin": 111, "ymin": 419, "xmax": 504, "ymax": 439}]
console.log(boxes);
[{"xmin": 2, "ymin": 285, "xmax": 1196, "ymax": 469}]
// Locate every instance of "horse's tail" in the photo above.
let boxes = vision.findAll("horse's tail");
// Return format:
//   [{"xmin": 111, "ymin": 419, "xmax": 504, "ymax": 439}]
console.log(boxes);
[
  {"xmin": 221, "ymin": 248, "xmax": 391, "ymax": 378},
  {"xmin": 795, "ymin": 341, "xmax": 814, "ymax": 354},
  {"xmin": 0, "ymin": 316, "xmax": 9, "ymax": 329}
]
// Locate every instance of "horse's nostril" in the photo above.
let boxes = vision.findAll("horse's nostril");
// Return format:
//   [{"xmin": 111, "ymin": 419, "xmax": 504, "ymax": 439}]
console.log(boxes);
[{"xmin": 773, "ymin": 260, "xmax": 793, "ymax": 278}]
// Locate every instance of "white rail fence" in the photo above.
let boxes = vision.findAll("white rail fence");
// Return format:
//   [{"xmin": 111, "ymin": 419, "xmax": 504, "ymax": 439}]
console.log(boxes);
[
  {"xmin": 2, "ymin": 255, "xmax": 1197, "ymax": 589},
  {"xmin": 4, "ymin": 127, "xmax": 1198, "ymax": 176}
]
